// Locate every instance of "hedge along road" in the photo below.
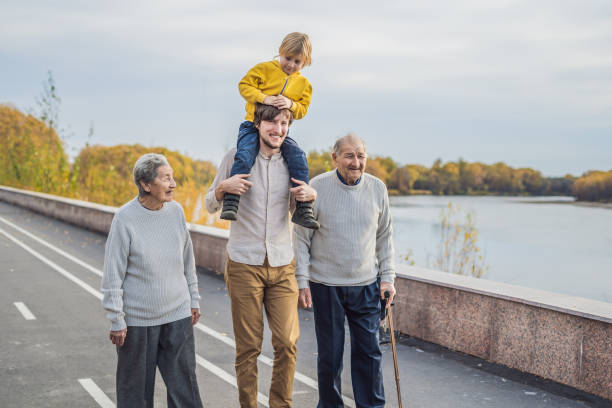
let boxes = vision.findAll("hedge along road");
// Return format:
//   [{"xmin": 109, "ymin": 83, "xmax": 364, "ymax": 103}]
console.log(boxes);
[{"xmin": 0, "ymin": 200, "xmax": 599, "ymax": 408}]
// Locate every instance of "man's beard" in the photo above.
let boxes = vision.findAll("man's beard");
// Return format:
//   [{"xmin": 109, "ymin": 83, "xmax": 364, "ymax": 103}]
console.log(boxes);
[{"xmin": 260, "ymin": 136, "xmax": 282, "ymax": 150}]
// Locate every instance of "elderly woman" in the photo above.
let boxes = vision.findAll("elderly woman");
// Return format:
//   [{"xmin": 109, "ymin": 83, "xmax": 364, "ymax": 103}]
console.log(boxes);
[{"xmin": 101, "ymin": 153, "xmax": 203, "ymax": 407}]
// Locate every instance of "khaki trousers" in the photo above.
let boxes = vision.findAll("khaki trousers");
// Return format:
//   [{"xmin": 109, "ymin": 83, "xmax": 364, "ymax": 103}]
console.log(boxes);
[{"xmin": 225, "ymin": 256, "xmax": 300, "ymax": 408}]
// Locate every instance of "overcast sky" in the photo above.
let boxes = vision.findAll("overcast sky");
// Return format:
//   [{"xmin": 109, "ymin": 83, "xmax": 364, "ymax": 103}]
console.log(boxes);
[{"xmin": 2, "ymin": 0, "xmax": 611, "ymax": 176}]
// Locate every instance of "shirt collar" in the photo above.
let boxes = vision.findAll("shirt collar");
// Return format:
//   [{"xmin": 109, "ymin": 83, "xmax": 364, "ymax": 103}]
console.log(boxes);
[{"xmin": 336, "ymin": 169, "xmax": 361, "ymax": 185}]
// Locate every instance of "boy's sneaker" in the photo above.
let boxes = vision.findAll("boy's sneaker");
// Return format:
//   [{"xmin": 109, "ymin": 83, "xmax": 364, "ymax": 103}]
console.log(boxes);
[
  {"xmin": 291, "ymin": 201, "xmax": 320, "ymax": 230},
  {"xmin": 220, "ymin": 193, "xmax": 240, "ymax": 221}
]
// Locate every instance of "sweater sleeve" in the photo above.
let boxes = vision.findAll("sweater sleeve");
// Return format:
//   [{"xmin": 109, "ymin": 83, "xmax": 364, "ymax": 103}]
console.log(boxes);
[
  {"xmin": 101, "ymin": 214, "xmax": 130, "ymax": 331},
  {"xmin": 376, "ymin": 184, "xmax": 396, "ymax": 283},
  {"xmin": 183, "ymin": 225, "xmax": 201, "ymax": 309},
  {"xmin": 289, "ymin": 80, "xmax": 312, "ymax": 120},
  {"xmin": 293, "ymin": 224, "xmax": 314, "ymax": 289},
  {"xmin": 205, "ymin": 151, "xmax": 234, "ymax": 214},
  {"xmin": 238, "ymin": 63, "xmax": 268, "ymax": 104}
]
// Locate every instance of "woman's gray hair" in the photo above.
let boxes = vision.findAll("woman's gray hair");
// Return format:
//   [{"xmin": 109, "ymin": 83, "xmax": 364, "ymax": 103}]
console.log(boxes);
[
  {"xmin": 332, "ymin": 133, "xmax": 366, "ymax": 155},
  {"xmin": 133, "ymin": 153, "xmax": 169, "ymax": 196}
]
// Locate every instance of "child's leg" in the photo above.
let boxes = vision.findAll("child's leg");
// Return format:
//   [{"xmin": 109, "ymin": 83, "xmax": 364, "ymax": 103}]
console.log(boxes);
[
  {"xmin": 230, "ymin": 121, "xmax": 260, "ymax": 176},
  {"xmin": 280, "ymin": 136, "xmax": 309, "ymax": 187},
  {"xmin": 222, "ymin": 121, "xmax": 259, "ymax": 221},
  {"xmin": 281, "ymin": 137, "xmax": 319, "ymax": 230}
]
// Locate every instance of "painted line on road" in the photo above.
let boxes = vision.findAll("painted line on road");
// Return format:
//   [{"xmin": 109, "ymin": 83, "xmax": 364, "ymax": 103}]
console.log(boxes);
[
  {"xmin": 78, "ymin": 378, "xmax": 115, "ymax": 408},
  {"xmin": 196, "ymin": 354, "xmax": 269, "ymax": 407},
  {"xmin": 14, "ymin": 301, "xmax": 36, "ymax": 320},
  {"xmin": 0, "ymin": 217, "xmax": 356, "ymax": 408},
  {"xmin": 0, "ymin": 216, "xmax": 102, "ymax": 277},
  {"xmin": 0, "ymin": 226, "xmax": 103, "ymax": 300}
]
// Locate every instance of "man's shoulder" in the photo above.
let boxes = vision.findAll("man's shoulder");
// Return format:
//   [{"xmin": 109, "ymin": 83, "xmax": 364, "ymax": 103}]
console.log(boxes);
[
  {"xmin": 222, "ymin": 147, "xmax": 238, "ymax": 160},
  {"xmin": 362, "ymin": 173, "xmax": 388, "ymax": 195}
]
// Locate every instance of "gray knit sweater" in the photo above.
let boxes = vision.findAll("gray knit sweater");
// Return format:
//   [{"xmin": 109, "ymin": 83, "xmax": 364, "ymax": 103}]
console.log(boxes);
[
  {"xmin": 293, "ymin": 170, "xmax": 396, "ymax": 289},
  {"xmin": 101, "ymin": 198, "xmax": 200, "ymax": 331}
]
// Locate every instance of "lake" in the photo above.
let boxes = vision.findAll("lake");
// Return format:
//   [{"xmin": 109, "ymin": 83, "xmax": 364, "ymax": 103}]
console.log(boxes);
[{"xmin": 390, "ymin": 195, "xmax": 612, "ymax": 303}]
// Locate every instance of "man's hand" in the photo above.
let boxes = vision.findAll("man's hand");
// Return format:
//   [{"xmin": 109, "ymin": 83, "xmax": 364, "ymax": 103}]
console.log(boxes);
[
  {"xmin": 216, "ymin": 174, "xmax": 253, "ymax": 200},
  {"xmin": 290, "ymin": 178, "xmax": 317, "ymax": 202},
  {"xmin": 298, "ymin": 288, "xmax": 312, "ymax": 309},
  {"xmin": 110, "ymin": 328, "xmax": 127, "ymax": 347},
  {"xmin": 191, "ymin": 308, "xmax": 201, "ymax": 325},
  {"xmin": 380, "ymin": 281, "xmax": 396, "ymax": 307}
]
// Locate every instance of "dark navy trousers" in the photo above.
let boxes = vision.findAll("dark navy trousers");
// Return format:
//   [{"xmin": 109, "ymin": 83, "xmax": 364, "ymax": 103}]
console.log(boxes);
[
  {"xmin": 310, "ymin": 281, "xmax": 385, "ymax": 408},
  {"xmin": 230, "ymin": 121, "xmax": 309, "ymax": 186}
]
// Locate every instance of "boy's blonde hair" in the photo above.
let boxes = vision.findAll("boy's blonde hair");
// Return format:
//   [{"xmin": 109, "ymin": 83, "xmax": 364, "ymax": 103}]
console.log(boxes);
[{"xmin": 278, "ymin": 32, "xmax": 312, "ymax": 67}]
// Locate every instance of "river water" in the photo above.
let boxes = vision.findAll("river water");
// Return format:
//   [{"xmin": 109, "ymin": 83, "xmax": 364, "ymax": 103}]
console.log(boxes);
[{"xmin": 390, "ymin": 195, "xmax": 612, "ymax": 303}]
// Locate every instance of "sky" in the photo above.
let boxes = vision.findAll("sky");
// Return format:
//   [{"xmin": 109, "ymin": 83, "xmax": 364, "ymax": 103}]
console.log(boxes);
[{"xmin": 1, "ymin": 0, "xmax": 611, "ymax": 177}]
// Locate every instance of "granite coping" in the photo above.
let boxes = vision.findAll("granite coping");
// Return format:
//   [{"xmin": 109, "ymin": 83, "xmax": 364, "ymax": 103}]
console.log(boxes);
[
  {"xmin": 397, "ymin": 265, "xmax": 612, "ymax": 324},
  {"xmin": 0, "ymin": 185, "xmax": 117, "ymax": 213}
]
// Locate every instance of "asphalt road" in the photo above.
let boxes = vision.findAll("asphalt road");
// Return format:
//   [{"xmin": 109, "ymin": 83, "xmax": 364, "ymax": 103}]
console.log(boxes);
[{"xmin": 0, "ymin": 200, "xmax": 605, "ymax": 408}]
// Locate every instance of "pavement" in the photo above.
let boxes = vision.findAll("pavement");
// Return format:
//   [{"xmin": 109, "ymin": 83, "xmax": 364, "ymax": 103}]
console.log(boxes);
[{"xmin": 0, "ymin": 200, "xmax": 607, "ymax": 408}]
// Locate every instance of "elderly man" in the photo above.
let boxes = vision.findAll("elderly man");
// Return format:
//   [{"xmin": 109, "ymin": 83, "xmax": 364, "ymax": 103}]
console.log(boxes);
[
  {"xmin": 205, "ymin": 103, "xmax": 317, "ymax": 408},
  {"xmin": 102, "ymin": 153, "xmax": 203, "ymax": 407},
  {"xmin": 294, "ymin": 134, "xmax": 396, "ymax": 408}
]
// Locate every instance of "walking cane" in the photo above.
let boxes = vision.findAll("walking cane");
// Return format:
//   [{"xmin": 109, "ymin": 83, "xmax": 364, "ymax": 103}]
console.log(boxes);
[{"xmin": 384, "ymin": 291, "xmax": 403, "ymax": 408}]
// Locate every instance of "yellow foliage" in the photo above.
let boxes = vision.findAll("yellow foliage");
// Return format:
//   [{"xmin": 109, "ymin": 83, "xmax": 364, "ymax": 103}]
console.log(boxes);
[
  {"xmin": 75, "ymin": 144, "xmax": 218, "ymax": 224},
  {"xmin": 0, "ymin": 104, "xmax": 72, "ymax": 196}
]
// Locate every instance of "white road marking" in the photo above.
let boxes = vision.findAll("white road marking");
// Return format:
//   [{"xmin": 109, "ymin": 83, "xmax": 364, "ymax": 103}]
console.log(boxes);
[
  {"xmin": 0, "ymin": 226, "xmax": 102, "ymax": 300},
  {"xmin": 0, "ymin": 217, "xmax": 357, "ymax": 408},
  {"xmin": 78, "ymin": 378, "xmax": 115, "ymax": 408},
  {"xmin": 13, "ymin": 301, "xmax": 36, "ymax": 320},
  {"xmin": 0, "ymin": 216, "xmax": 102, "ymax": 277},
  {"xmin": 196, "ymin": 354, "xmax": 269, "ymax": 407}
]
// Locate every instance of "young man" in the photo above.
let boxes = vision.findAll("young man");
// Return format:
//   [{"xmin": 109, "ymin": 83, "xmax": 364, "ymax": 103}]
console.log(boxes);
[{"xmin": 205, "ymin": 103, "xmax": 317, "ymax": 408}]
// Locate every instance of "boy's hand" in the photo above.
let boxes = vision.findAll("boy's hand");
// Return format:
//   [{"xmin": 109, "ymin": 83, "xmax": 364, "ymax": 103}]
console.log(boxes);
[
  {"xmin": 273, "ymin": 95, "xmax": 293, "ymax": 110},
  {"xmin": 216, "ymin": 174, "xmax": 253, "ymax": 200},
  {"xmin": 263, "ymin": 95, "xmax": 277, "ymax": 105},
  {"xmin": 264, "ymin": 95, "xmax": 293, "ymax": 110},
  {"xmin": 290, "ymin": 178, "xmax": 317, "ymax": 202}
]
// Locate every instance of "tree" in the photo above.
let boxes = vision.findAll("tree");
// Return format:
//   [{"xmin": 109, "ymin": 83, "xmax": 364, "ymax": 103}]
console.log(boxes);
[{"xmin": 0, "ymin": 104, "xmax": 71, "ymax": 195}]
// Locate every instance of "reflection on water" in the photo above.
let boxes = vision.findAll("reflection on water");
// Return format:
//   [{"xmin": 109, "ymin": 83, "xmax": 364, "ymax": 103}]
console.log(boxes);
[{"xmin": 390, "ymin": 195, "xmax": 612, "ymax": 303}]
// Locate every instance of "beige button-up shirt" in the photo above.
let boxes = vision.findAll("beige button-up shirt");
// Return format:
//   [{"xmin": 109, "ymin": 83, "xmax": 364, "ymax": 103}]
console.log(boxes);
[{"xmin": 205, "ymin": 148, "xmax": 295, "ymax": 267}]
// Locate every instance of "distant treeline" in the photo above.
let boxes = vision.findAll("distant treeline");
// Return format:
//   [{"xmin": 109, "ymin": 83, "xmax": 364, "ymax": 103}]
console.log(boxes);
[
  {"xmin": 307, "ymin": 151, "xmax": 609, "ymax": 199},
  {"xmin": 1, "ymin": 104, "xmax": 610, "ymax": 214},
  {"xmin": 0, "ymin": 105, "xmax": 225, "ymax": 227}
]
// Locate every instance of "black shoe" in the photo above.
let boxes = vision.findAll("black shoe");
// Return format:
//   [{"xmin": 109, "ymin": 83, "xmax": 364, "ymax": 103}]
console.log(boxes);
[
  {"xmin": 220, "ymin": 193, "xmax": 240, "ymax": 221},
  {"xmin": 292, "ymin": 201, "xmax": 320, "ymax": 230}
]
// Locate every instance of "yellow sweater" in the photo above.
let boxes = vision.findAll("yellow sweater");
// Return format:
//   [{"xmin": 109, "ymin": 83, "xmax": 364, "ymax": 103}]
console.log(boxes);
[{"xmin": 238, "ymin": 60, "xmax": 313, "ymax": 121}]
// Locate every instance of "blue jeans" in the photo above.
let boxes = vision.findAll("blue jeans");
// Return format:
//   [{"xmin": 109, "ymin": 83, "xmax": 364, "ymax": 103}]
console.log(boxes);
[
  {"xmin": 230, "ymin": 121, "xmax": 309, "ymax": 186},
  {"xmin": 310, "ymin": 280, "xmax": 385, "ymax": 408}
]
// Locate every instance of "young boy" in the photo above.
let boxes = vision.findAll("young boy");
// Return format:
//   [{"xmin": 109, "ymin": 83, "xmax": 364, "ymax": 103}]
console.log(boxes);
[{"xmin": 220, "ymin": 32, "xmax": 319, "ymax": 230}]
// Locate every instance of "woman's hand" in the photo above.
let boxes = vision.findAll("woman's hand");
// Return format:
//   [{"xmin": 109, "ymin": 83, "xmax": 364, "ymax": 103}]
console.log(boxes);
[
  {"xmin": 191, "ymin": 308, "xmax": 201, "ymax": 325},
  {"xmin": 110, "ymin": 328, "xmax": 127, "ymax": 347}
]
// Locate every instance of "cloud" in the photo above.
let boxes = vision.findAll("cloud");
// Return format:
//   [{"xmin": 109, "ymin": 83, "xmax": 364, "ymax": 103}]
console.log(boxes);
[{"xmin": 1, "ymin": 0, "xmax": 611, "ymax": 175}]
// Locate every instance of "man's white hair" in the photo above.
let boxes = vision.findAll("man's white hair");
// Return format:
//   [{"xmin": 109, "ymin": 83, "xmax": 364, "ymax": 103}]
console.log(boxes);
[{"xmin": 332, "ymin": 133, "xmax": 366, "ymax": 155}]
